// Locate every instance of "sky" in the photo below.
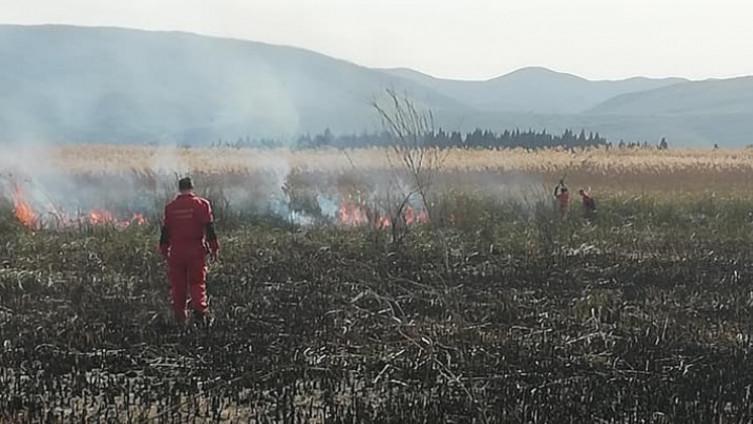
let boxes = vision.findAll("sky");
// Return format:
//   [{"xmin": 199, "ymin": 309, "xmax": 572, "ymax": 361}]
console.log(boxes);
[{"xmin": 1, "ymin": 0, "xmax": 751, "ymax": 81}]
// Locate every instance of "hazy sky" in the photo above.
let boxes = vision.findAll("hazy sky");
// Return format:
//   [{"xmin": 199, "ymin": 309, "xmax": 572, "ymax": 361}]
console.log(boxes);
[{"xmin": 1, "ymin": 0, "xmax": 751, "ymax": 80}]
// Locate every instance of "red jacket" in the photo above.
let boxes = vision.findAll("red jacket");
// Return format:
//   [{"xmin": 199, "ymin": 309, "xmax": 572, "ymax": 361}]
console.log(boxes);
[
  {"xmin": 581, "ymin": 193, "xmax": 596, "ymax": 211},
  {"xmin": 160, "ymin": 193, "xmax": 219, "ymax": 257},
  {"xmin": 556, "ymin": 191, "xmax": 570, "ymax": 209}
]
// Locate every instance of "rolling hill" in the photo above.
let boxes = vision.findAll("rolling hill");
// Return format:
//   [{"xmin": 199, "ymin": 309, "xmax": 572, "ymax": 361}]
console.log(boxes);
[
  {"xmin": 0, "ymin": 24, "xmax": 470, "ymax": 143},
  {"xmin": 588, "ymin": 77, "xmax": 753, "ymax": 116},
  {"xmin": 383, "ymin": 67, "xmax": 686, "ymax": 114},
  {"xmin": 0, "ymin": 24, "xmax": 751, "ymax": 146}
]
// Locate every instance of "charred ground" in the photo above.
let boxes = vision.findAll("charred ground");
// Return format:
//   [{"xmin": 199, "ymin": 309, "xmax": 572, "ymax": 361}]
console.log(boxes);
[{"xmin": 2, "ymin": 194, "xmax": 753, "ymax": 423}]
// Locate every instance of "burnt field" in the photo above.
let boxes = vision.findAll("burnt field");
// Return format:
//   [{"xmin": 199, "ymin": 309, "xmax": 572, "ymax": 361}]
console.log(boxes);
[{"xmin": 2, "ymin": 195, "xmax": 753, "ymax": 423}]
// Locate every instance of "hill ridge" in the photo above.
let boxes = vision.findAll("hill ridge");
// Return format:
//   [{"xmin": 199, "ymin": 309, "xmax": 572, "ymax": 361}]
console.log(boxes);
[{"xmin": 0, "ymin": 24, "xmax": 751, "ymax": 146}]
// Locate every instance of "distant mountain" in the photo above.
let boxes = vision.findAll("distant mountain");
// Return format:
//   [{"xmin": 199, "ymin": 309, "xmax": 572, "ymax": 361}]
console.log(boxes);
[
  {"xmin": 588, "ymin": 77, "xmax": 753, "ymax": 115},
  {"xmin": 0, "ymin": 24, "xmax": 751, "ymax": 146},
  {"xmin": 384, "ymin": 67, "xmax": 686, "ymax": 114},
  {"xmin": 0, "ymin": 24, "xmax": 469, "ymax": 143}
]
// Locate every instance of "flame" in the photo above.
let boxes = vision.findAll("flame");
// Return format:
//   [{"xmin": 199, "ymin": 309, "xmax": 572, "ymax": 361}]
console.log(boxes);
[
  {"xmin": 88, "ymin": 209, "xmax": 115, "ymax": 225},
  {"xmin": 337, "ymin": 200, "xmax": 428, "ymax": 229},
  {"xmin": 338, "ymin": 201, "xmax": 369, "ymax": 226},
  {"xmin": 377, "ymin": 216, "xmax": 391, "ymax": 230},
  {"xmin": 12, "ymin": 185, "xmax": 37, "ymax": 229},
  {"xmin": 130, "ymin": 213, "xmax": 147, "ymax": 226},
  {"xmin": 85, "ymin": 209, "xmax": 148, "ymax": 228},
  {"xmin": 402, "ymin": 206, "xmax": 429, "ymax": 225},
  {"xmin": 8, "ymin": 185, "xmax": 147, "ymax": 229}
]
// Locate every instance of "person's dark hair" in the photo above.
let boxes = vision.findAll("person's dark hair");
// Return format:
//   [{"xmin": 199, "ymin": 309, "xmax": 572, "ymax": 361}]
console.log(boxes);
[{"xmin": 178, "ymin": 177, "xmax": 193, "ymax": 191}]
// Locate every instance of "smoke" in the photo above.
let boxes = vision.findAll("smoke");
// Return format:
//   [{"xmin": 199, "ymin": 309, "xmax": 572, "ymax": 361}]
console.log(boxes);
[
  {"xmin": 0, "ymin": 144, "xmax": 552, "ymax": 232},
  {"xmin": 0, "ymin": 26, "xmax": 554, "ymax": 231}
]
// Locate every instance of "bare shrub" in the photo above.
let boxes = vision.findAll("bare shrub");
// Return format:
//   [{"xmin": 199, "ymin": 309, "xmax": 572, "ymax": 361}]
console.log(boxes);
[{"xmin": 372, "ymin": 89, "xmax": 448, "ymax": 243}]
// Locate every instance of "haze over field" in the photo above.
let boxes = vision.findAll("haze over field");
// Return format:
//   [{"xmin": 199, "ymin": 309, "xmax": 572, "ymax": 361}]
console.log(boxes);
[{"xmin": 1, "ymin": 24, "xmax": 752, "ymax": 146}]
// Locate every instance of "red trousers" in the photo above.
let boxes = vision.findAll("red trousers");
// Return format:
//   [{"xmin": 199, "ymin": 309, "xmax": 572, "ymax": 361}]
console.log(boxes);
[{"xmin": 168, "ymin": 248, "xmax": 208, "ymax": 323}]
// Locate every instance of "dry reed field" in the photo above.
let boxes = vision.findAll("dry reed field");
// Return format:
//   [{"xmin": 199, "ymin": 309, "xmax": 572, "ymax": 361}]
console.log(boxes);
[{"xmin": 41, "ymin": 144, "xmax": 753, "ymax": 194}]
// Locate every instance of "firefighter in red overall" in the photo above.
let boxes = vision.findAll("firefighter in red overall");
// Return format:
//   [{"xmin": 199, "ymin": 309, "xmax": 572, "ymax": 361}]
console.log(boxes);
[
  {"xmin": 553, "ymin": 179, "xmax": 570, "ymax": 218},
  {"xmin": 579, "ymin": 188, "xmax": 597, "ymax": 219},
  {"xmin": 159, "ymin": 177, "xmax": 219, "ymax": 326}
]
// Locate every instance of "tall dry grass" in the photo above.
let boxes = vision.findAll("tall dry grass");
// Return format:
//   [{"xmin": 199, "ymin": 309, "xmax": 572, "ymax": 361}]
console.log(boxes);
[
  {"xmin": 45, "ymin": 145, "xmax": 753, "ymax": 172},
  {"xmin": 35, "ymin": 145, "xmax": 753, "ymax": 195}
]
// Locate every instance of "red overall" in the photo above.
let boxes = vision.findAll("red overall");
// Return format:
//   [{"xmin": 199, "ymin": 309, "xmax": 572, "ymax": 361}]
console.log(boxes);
[
  {"xmin": 581, "ymin": 193, "xmax": 596, "ymax": 211},
  {"xmin": 160, "ymin": 193, "xmax": 219, "ymax": 323},
  {"xmin": 556, "ymin": 191, "xmax": 570, "ymax": 216}
]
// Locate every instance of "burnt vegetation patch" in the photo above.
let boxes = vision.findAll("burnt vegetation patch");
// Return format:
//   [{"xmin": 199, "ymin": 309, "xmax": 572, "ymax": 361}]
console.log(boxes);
[{"xmin": 2, "ymin": 197, "xmax": 753, "ymax": 423}]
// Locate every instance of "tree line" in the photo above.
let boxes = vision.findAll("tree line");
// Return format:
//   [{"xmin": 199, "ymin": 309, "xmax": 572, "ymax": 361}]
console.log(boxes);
[{"xmin": 213, "ymin": 129, "xmax": 670, "ymax": 150}]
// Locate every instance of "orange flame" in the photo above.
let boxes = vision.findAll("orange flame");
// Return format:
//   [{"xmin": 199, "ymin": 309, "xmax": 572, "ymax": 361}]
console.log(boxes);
[
  {"xmin": 12, "ymin": 185, "xmax": 37, "ymax": 229},
  {"xmin": 85, "ymin": 209, "xmax": 148, "ymax": 228},
  {"xmin": 7, "ymin": 185, "xmax": 147, "ymax": 229},
  {"xmin": 88, "ymin": 209, "xmax": 115, "ymax": 225},
  {"xmin": 130, "ymin": 213, "xmax": 147, "ymax": 226},
  {"xmin": 337, "ymin": 200, "xmax": 428, "ymax": 229},
  {"xmin": 403, "ymin": 206, "xmax": 429, "ymax": 225},
  {"xmin": 338, "ymin": 201, "xmax": 369, "ymax": 226}
]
